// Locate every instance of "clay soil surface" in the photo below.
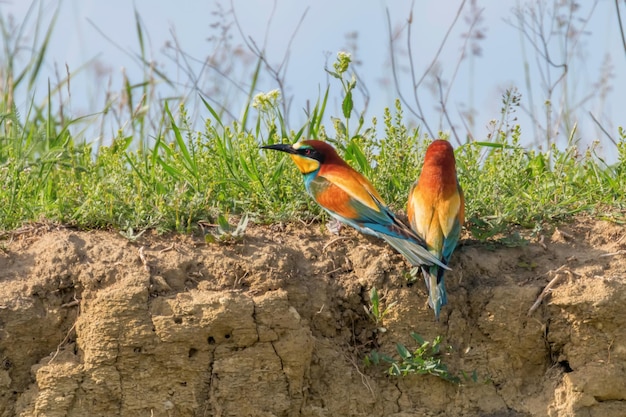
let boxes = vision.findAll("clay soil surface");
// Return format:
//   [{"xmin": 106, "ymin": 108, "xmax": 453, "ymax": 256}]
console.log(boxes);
[{"xmin": 0, "ymin": 217, "xmax": 625, "ymax": 417}]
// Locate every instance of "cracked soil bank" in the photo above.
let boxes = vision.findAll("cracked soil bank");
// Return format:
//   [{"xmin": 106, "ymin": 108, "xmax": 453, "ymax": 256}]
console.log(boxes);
[{"xmin": 0, "ymin": 217, "xmax": 625, "ymax": 416}]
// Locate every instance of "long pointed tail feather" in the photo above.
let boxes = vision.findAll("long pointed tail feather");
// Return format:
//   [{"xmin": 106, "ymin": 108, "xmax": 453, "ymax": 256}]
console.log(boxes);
[
  {"xmin": 421, "ymin": 266, "xmax": 448, "ymax": 320},
  {"xmin": 382, "ymin": 235, "xmax": 449, "ymax": 270}
]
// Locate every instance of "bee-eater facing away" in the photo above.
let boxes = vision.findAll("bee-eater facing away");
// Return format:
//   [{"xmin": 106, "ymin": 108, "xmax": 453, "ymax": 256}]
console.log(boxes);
[
  {"xmin": 262, "ymin": 140, "xmax": 448, "ymax": 269},
  {"xmin": 407, "ymin": 139, "xmax": 464, "ymax": 320}
]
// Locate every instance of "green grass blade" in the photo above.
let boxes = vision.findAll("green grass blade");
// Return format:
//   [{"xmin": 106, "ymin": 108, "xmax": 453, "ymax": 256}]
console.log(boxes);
[
  {"xmin": 200, "ymin": 95, "xmax": 225, "ymax": 128},
  {"xmin": 241, "ymin": 58, "xmax": 263, "ymax": 132},
  {"xmin": 27, "ymin": 4, "xmax": 59, "ymax": 90}
]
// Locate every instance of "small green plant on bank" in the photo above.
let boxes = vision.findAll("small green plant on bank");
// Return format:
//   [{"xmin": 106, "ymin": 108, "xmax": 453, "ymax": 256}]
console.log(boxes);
[
  {"xmin": 364, "ymin": 287, "xmax": 397, "ymax": 328},
  {"xmin": 204, "ymin": 213, "xmax": 249, "ymax": 243},
  {"xmin": 365, "ymin": 332, "xmax": 477, "ymax": 384},
  {"xmin": 325, "ymin": 51, "xmax": 377, "ymax": 180}
]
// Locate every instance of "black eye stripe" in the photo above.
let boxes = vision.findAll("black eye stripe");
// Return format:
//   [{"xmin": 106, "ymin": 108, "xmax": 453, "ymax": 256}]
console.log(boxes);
[{"xmin": 298, "ymin": 147, "xmax": 324, "ymax": 163}]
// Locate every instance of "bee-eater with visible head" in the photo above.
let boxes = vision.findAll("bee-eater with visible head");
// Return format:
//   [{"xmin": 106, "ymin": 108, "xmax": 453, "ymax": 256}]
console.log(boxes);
[
  {"xmin": 407, "ymin": 139, "xmax": 464, "ymax": 320},
  {"xmin": 262, "ymin": 140, "xmax": 448, "ymax": 269}
]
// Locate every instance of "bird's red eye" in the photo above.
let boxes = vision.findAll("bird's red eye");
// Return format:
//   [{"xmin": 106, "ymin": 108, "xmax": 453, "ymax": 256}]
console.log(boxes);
[{"xmin": 304, "ymin": 149, "xmax": 312, "ymax": 155}]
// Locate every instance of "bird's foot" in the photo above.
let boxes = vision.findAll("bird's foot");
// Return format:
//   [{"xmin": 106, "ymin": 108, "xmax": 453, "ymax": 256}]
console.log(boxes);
[{"xmin": 326, "ymin": 219, "xmax": 343, "ymax": 235}]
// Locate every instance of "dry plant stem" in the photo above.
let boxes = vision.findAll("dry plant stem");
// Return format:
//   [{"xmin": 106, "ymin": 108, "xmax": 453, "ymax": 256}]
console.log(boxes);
[
  {"xmin": 344, "ymin": 351, "xmax": 375, "ymax": 396},
  {"xmin": 589, "ymin": 111, "xmax": 617, "ymax": 146},
  {"xmin": 232, "ymin": 0, "xmax": 309, "ymax": 121},
  {"xmin": 50, "ymin": 292, "xmax": 81, "ymax": 365},
  {"xmin": 322, "ymin": 236, "xmax": 349, "ymax": 252},
  {"xmin": 138, "ymin": 246, "xmax": 150, "ymax": 273},
  {"xmin": 528, "ymin": 272, "xmax": 563, "ymax": 316},
  {"xmin": 166, "ymin": 29, "xmax": 242, "ymax": 121},
  {"xmin": 440, "ymin": 1, "xmax": 485, "ymax": 145},
  {"xmin": 387, "ymin": 0, "xmax": 467, "ymax": 139},
  {"xmin": 61, "ymin": 300, "xmax": 80, "ymax": 308},
  {"xmin": 159, "ymin": 244, "xmax": 176, "ymax": 254},
  {"xmin": 437, "ymin": 77, "xmax": 460, "ymax": 144},
  {"xmin": 600, "ymin": 250, "xmax": 626, "ymax": 258},
  {"xmin": 0, "ymin": 222, "xmax": 66, "ymax": 243},
  {"xmin": 538, "ymin": 234, "xmax": 547, "ymax": 250},
  {"xmin": 528, "ymin": 264, "xmax": 579, "ymax": 316},
  {"xmin": 48, "ymin": 321, "xmax": 77, "ymax": 364},
  {"xmin": 555, "ymin": 227, "xmax": 574, "ymax": 240},
  {"xmin": 386, "ymin": 6, "xmax": 430, "ymax": 135},
  {"xmin": 314, "ymin": 334, "xmax": 375, "ymax": 397},
  {"xmin": 509, "ymin": 1, "xmax": 600, "ymax": 145},
  {"xmin": 617, "ymin": 0, "xmax": 626, "ymax": 59}
]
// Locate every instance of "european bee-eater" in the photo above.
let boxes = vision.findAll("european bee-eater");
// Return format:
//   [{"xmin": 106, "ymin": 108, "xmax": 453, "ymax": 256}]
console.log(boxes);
[
  {"xmin": 262, "ymin": 140, "xmax": 447, "ymax": 269},
  {"xmin": 407, "ymin": 139, "xmax": 464, "ymax": 320}
]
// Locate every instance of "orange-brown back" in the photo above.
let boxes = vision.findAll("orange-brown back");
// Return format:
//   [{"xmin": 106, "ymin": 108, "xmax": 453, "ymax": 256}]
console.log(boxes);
[{"xmin": 408, "ymin": 140, "xmax": 464, "ymax": 252}]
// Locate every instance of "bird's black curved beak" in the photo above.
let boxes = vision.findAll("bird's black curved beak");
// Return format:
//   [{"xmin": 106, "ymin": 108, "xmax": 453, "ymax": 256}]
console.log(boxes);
[{"xmin": 260, "ymin": 143, "xmax": 297, "ymax": 154}]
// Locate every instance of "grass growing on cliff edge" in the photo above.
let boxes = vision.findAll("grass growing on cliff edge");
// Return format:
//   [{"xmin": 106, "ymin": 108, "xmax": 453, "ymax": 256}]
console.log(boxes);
[
  {"xmin": 1, "ymin": 88, "xmax": 624, "ymax": 237},
  {"xmin": 0, "ymin": 8, "xmax": 625, "ymax": 236}
]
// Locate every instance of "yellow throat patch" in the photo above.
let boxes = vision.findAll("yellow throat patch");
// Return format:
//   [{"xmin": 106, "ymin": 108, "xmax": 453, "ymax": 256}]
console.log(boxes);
[{"xmin": 289, "ymin": 153, "xmax": 320, "ymax": 175}]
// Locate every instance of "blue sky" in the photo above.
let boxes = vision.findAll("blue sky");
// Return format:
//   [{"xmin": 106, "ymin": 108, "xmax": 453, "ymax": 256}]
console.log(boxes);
[{"xmin": 3, "ymin": 0, "xmax": 624, "ymax": 158}]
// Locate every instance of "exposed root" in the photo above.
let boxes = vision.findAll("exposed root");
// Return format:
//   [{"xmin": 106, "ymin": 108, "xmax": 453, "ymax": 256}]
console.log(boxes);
[
  {"xmin": 323, "ymin": 236, "xmax": 349, "ymax": 252},
  {"xmin": 0, "ymin": 221, "xmax": 67, "ymax": 246},
  {"xmin": 159, "ymin": 244, "xmax": 176, "ymax": 253},
  {"xmin": 61, "ymin": 300, "xmax": 80, "ymax": 308},
  {"xmin": 528, "ymin": 265, "xmax": 580, "ymax": 316},
  {"xmin": 48, "ymin": 321, "xmax": 77, "ymax": 364},
  {"xmin": 537, "ymin": 234, "xmax": 547, "ymax": 250},
  {"xmin": 600, "ymin": 250, "xmax": 626, "ymax": 258},
  {"xmin": 344, "ymin": 351, "xmax": 375, "ymax": 397},
  {"xmin": 555, "ymin": 228, "xmax": 574, "ymax": 240},
  {"xmin": 138, "ymin": 246, "xmax": 150, "ymax": 273}
]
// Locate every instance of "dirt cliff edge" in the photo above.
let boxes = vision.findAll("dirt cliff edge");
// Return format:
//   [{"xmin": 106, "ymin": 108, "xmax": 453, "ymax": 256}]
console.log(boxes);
[{"xmin": 0, "ymin": 218, "xmax": 624, "ymax": 417}]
